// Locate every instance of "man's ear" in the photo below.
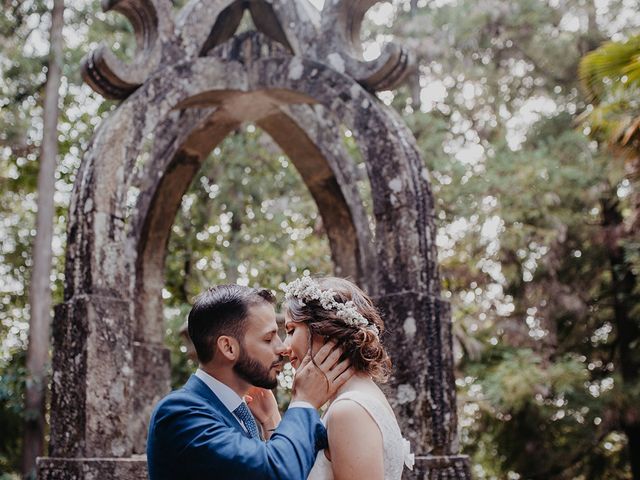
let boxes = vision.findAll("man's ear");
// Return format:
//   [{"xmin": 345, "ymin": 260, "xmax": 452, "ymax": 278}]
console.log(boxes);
[{"xmin": 216, "ymin": 335, "xmax": 240, "ymax": 362}]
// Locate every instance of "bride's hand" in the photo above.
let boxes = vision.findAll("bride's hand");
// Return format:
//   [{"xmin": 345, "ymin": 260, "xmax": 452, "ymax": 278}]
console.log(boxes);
[{"xmin": 245, "ymin": 387, "xmax": 281, "ymax": 431}]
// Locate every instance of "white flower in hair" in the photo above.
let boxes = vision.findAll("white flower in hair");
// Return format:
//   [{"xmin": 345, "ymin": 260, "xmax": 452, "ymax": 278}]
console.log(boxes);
[{"xmin": 283, "ymin": 276, "xmax": 378, "ymax": 334}]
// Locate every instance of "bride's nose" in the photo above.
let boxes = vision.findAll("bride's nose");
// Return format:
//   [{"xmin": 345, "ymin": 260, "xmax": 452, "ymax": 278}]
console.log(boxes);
[
  {"xmin": 275, "ymin": 336, "xmax": 291, "ymax": 355},
  {"xmin": 279, "ymin": 343, "xmax": 292, "ymax": 358},
  {"xmin": 280, "ymin": 342, "xmax": 292, "ymax": 355}
]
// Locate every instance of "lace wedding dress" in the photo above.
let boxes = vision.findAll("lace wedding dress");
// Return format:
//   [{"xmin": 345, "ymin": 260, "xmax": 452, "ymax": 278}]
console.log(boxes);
[{"xmin": 307, "ymin": 390, "xmax": 414, "ymax": 480}]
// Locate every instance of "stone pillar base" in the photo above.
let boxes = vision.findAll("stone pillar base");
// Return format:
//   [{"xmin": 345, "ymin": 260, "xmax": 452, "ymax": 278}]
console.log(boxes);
[
  {"xmin": 37, "ymin": 457, "xmax": 147, "ymax": 480},
  {"xmin": 406, "ymin": 455, "xmax": 472, "ymax": 479},
  {"xmin": 38, "ymin": 454, "xmax": 470, "ymax": 479}
]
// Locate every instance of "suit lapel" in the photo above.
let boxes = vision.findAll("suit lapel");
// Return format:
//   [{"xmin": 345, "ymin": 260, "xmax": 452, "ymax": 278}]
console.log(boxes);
[{"xmin": 183, "ymin": 375, "xmax": 252, "ymax": 438}]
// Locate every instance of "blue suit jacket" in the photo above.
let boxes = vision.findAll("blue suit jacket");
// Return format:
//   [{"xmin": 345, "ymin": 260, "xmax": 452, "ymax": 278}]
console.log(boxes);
[{"xmin": 147, "ymin": 375, "xmax": 327, "ymax": 480}]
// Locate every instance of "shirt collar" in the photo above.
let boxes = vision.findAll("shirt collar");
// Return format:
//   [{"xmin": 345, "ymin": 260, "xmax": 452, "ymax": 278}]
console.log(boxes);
[{"xmin": 195, "ymin": 368, "xmax": 244, "ymax": 413}]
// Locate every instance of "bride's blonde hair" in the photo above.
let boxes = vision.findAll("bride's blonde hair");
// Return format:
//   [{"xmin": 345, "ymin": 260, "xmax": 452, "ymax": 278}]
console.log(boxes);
[{"xmin": 284, "ymin": 277, "xmax": 392, "ymax": 382}]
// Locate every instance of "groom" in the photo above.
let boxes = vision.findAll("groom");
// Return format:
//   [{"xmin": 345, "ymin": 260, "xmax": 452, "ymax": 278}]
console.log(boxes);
[{"xmin": 147, "ymin": 284, "xmax": 352, "ymax": 480}]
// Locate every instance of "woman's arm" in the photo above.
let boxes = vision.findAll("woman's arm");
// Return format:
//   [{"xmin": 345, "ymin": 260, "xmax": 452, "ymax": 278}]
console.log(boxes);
[{"xmin": 326, "ymin": 400, "xmax": 384, "ymax": 480}]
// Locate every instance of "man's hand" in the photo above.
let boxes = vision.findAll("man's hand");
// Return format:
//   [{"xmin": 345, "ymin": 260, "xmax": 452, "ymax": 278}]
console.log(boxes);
[{"xmin": 291, "ymin": 341, "xmax": 354, "ymax": 409}]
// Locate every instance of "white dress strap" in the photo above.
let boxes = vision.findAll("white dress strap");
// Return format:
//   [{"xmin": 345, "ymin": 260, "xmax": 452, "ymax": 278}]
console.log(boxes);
[
  {"xmin": 307, "ymin": 390, "xmax": 410, "ymax": 480},
  {"xmin": 328, "ymin": 390, "xmax": 401, "ymax": 440}
]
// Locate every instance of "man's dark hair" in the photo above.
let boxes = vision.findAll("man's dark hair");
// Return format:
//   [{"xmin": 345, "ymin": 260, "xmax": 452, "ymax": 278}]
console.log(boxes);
[{"xmin": 187, "ymin": 284, "xmax": 275, "ymax": 363}]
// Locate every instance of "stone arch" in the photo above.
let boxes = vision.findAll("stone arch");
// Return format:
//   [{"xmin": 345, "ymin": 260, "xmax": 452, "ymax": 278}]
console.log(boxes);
[
  {"xmin": 128, "ymin": 80, "xmax": 377, "ymax": 447},
  {"xmin": 133, "ymin": 100, "xmax": 376, "ymax": 345},
  {"xmin": 66, "ymin": 38, "xmax": 436, "ymax": 301},
  {"xmin": 41, "ymin": 2, "xmax": 471, "ymax": 478}
]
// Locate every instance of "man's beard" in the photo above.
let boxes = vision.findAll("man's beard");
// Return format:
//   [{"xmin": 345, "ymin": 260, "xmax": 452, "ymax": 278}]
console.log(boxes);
[{"xmin": 234, "ymin": 345, "xmax": 280, "ymax": 389}]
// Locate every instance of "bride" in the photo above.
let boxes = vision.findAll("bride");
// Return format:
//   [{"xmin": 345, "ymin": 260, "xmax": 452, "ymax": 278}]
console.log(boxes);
[{"xmin": 280, "ymin": 276, "xmax": 413, "ymax": 479}]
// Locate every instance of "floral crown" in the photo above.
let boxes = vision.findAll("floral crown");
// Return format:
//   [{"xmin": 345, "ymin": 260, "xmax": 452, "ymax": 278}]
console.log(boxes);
[{"xmin": 283, "ymin": 276, "xmax": 379, "ymax": 335}]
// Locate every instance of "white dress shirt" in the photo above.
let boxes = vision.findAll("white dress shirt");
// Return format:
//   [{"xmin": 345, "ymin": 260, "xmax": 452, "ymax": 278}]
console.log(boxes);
[
  {"xmin": 194, "ymin": 368, "xmax": 315, "ymax": 434},
  {"xmin": 195, "ymin": 368, "xmax": 248, "ymax": 432}
]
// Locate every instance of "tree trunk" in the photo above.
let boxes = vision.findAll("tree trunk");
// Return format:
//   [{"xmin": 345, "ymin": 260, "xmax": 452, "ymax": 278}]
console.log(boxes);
[
  {"xmin": 21, "ymin": 0, "xmax": 64, "ymax": 477},
  {"xmin": 626, "ymin": 423, "xmax": 640, "ymax": 480},
  {"xmin": 410, "ymin": 0, "xmax": 418, "ymax": 16},
  {"xmin": 407, "ymin": 0, "xmax": 421, "ymax": 109},
  {"xmin": 601, "ymin": 194, "xmax": 640, "ymax": 480},
  {"xmin": 409, "ymin": 68, "xmax": 421, "ymax": 111}
]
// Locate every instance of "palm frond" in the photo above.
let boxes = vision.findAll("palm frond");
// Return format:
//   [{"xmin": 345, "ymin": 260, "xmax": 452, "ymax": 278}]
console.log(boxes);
[{"xmin": 579, "ymin": 35, "xmax": 640, "ymax": 102}]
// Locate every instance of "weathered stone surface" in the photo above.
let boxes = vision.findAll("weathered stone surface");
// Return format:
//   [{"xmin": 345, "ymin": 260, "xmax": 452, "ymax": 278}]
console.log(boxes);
[
  {"xmin": 46, "ymin": 3, "xmax": 472, "ymax": 479},
  {"xmin": 315, "ymin": 0, "xmax": 414, "ymax": 90},
  {"xmin": 377, "ymin": 293, "xmax": 457, "ymax": 454},
  {"xmin": 50, "ymin": 295, "xmax": 134, "ymax": 458},
  {"xmin": 83, "ymin": 0, "xmax": 413, "ymax": 100},
  {"xmin": 410, "ymin": 456, "xmax": 473, "ymax": 480},
  {"xmin": 131, "ymin": 342, "xmax": 171, "ymax": 454},
  {"xmin": 82, "ymin": 0, "xmax": 175, "ymax": 99},
  {"xmin": 38, "ymin": 458, "xmax": 147, "ymax": 480}
]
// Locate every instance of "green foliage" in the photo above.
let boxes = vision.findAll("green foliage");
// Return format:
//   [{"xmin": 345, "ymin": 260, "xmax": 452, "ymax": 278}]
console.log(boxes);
[
  {"xmin": 0, "ymin": 350, "xmax": 25, "ymax": 476},
  {"xmin": 466, "ymin": 346, "xmax": 605, "ymax": 475},
  {"xmin": 390, "ymin": 1, "xmax": 639, "ymax": 477},
  {"xmin": 579, "ymin": 34, "xmax": 640, "ymax": 161},
  {"xmin": 164, "ymin": 126, "xmax": 333, "ymax": 386},
  {"xmin": 580, "ymin": 35, "xmax": 640, "ymax": 102},
  {"xmin": 164, "ymin": 125, "xmax": 332, "ymax": 294}
]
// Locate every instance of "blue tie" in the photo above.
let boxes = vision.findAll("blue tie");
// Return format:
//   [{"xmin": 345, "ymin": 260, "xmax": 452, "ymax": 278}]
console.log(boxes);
[{"xmin": 233, "ymin": 403, "xmax": 260, "ymax": 439}]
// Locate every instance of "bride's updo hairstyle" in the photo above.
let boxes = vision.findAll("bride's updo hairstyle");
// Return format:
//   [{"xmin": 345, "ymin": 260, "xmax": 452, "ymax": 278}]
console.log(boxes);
[{"xmin": 284, "ymin": 277, "xmax": 391, "ymax": 382}]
